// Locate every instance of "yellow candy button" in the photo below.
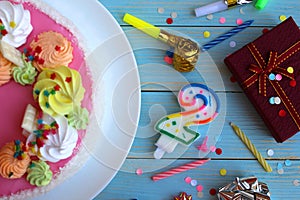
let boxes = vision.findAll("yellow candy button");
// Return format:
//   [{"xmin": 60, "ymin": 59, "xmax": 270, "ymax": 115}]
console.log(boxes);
[
  {"xmin": 219, "ymin": 168, "xmax": 227, "ymax": 176},
  {"xmin": 279, "ymin": 15, "xmax": 287, "ymax": 22},
  {"xmin": 203, "ymin": 31, "xmax": 210, "ymax": 38},
  {"xmin": 287, "ymin": 66, "xmax": 294, "ymax": 74}
]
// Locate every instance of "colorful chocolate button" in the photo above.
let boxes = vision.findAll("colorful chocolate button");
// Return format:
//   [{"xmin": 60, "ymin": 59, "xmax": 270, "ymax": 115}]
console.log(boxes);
[{"xmin": 268, "ymin": 73, "xmax": 275, "ymax": 80}]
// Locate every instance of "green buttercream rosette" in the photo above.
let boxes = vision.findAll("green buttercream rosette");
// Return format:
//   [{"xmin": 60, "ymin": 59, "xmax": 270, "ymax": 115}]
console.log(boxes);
[
  {"xmin": 26, "ymin": 160, "xmax": 53, "ymax": 187},
  {"xmin": 12, "ymin": 54, "xmax": 37, "ymax": 85},
  {"xmin": 67, "ymin": 105, "xmax": 89, "ymax": 130}
]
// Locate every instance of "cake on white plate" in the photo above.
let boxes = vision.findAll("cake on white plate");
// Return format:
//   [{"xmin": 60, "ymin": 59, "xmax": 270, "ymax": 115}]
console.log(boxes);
[{"xmin": 0, "ymin": 0, "xmax": 95, "ymax": 199}]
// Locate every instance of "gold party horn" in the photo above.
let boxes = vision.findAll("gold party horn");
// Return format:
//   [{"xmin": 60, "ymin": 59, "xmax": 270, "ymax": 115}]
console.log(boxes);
[{"xmin": 123, "ymin": 13, "xmax": 200, "ymax": 72}]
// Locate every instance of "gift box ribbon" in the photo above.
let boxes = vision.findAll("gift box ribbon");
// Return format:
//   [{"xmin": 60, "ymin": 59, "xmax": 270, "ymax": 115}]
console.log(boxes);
[{"xmin": 241, "ymin": 41, "xmax": 300, "ymax": 129}]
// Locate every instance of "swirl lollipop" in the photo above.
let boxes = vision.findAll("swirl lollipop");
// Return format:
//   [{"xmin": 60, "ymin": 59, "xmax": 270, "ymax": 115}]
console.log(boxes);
[{"xmin": 154, "ymin": 83, "xmax": 220, "ymax": 159}]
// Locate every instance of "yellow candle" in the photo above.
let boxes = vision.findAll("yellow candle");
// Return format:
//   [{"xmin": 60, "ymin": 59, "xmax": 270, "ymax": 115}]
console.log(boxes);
[
  {"xmin": 230, "ymin": 122, "xmax": 272, "ymax": 172},
  {"xmin": 123, "ymin": 13, "xmax": 161, "ymax": 39}
]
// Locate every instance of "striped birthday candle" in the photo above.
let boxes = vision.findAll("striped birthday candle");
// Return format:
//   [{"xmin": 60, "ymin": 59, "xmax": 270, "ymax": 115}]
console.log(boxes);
[{"xmin": 202, "ymin": 20, "xmax": 254, "ymax": 51}]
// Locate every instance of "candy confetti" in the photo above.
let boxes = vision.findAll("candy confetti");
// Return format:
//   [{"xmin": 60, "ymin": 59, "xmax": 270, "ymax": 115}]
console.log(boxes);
[
  {"xmin": 166, "ymin": 18, "xmax": 173, "ymax": 24},
  {"xmin": 267, "ymin": 149, "xmax": 274, "ymax": 156},
  {"xmin": 284, "ymin": 159, "xmax": 292, "ymax": 166},
  {"xmin": 185, "ymin": 176, "xmax": 192, "ymax": 184},
  {"xmin": 171, "ymin": 12, "xmax": 178, "ymax": 19},
  {"xmin": 157, "ymin": 7, "xmax": 165, "ymax": 14},
  {"xmin": 206, "ymin": 14, "xmax": 213, "ymax": 20},
  {"xmin": 279, "ymin": 15, "xmax": 287, "ymax": 21},
  {"xmin": 219, "ymin": 168, "xmax": 227, "ymax": 176},
  {"xmin": 209, "ymin": 188, "xmax": 217, "ymax": 196},
  {"xmin": 236, "ymin": 18, "xmax": 243, "ymax": 25},
  {"xmin": 197, "ymin": 191, "xmax": 204, "ymax": 198},
  {"xmin": 229, "ymin": 41, "xmax": 236, "ymax": 48},
  {"xmin": 239, "ymin": 8, "xmax": 245, "ymax": 15},
  {"xmin": 136, "ymin": 168, "xmax": 143, "ymax": 176},
  {"xmin": 215, "ymin": 148, "xmax": 222, "ymax": 155},
  {"xmin": 293, "ymin": 179, "xmax": 300, "ymax": 186},
  {"xmin": 151, "ymin": 159, "xmax": 210, "ymax": 181},
  {"xmin": 190, "ymin": 179, "xmax": 198, "ymax": 186},
  {"xmin": 196, "ymin": 185, "xmax": 203, "ymax": 192},
  {"xmin": 219, "ymin": 17, "xmax": 226, "ymax": 24},
  {"xmin": 203, "ymin": 31, "xmax": 210, "ymax": 38}
]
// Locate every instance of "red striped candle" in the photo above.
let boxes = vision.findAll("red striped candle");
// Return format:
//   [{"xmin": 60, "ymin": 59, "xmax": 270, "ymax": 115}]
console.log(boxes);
[{"xmin": 151, "ymin": 159, "xmax": 210, "ymax": 181}]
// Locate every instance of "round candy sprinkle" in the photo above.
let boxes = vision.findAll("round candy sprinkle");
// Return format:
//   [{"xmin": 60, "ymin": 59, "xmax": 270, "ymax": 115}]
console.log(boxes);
[
  {"xmin": 166, "ymin": 18, "xmax": 173, "ymax": 24},
  {"xmin": 277, "ymin": 168, "xmax": 284, "ymax": 174},
  {"xmin": 268, "ymin": 73, "xmax": 275, "ymax": 80},
  {"xmin": 262, "ymin": 28, "xmax": 269, "ymax": 34},
  {"xmin": 275, "ymin": 74, "xmax": 282, "ymax": 81},
  {"xmin": 274, "ymin": 97, "xmax": 281, "ymax": 105},
  {"xmin": 197, "ymin": 191, "xmax": 204, "ymax": 198},
  {"xmin": 164, "ymin": 56, "xmax": 173, "ymax": 64},
  {"xmin": 203, "ymin": 31, "xmax": 210, "ymax": 38},
  {"xmin": 185, "ymin": 176, "xmax": 192, "ymax": 184},
  {"xmin": 171, "ymin": 12, "xmax": 178, "ymax": 19},
  {"xmin": 277, "ymin": 162, "xmax": 283, "ymax": 170},
  {"xmin": 287, "ymin": 67, "xmax": 294, "ymax": 73},
  {"xmin": 230, "ymin": 76, "xmax": 236, "ymax": 83},
  {"xmin": 191, "ymin": 179, "xmax": 198, "ymax": 186},
  {"xmin": 136, "ymin": 168, "xmax": 143, "ymax": 176},
  {"xmin": 293, "ymin": 179, "xmax": 300, "ymax": 186},
  {"xmin": 219, "ymin": 17, "xmax": 226, "ymax": 24},
  {"xmin": 219, "ymin": 168, "xmax": 227, "ymax": 176},
  {"xmin": 290, "ymin": 80, "xmax": 297, "ymax": 87},
  {"xmin": 216, "ymin": 148, "xmax": 222, "ymax": 155},
  {"xmin": 267, "ymin": 149, "xmax": 274, "ymax": 156},
  {"xmin": 229, "ymin": 41, "xmax": 236, "ymax": 48},
  {"xmin": 210, "ymin": 146, "xmax": 217, "ymax": 152},
  {"xmin": 236, "ymin": 18, "xmax": 243, "ymax": 25},
  {"xmin": 206, "ymin": 14, "xmax": 213, "ymax": 20},
  {"xmin": 279, "ymin": 109, "xmax": 286, "ymax": 117},
  {"xmin": 279, "ymin": 15, "xmax": 287, "ymax": 22},
  {"xmin": 269, "ymin": 97, "xmax": 275, "ymax": 105},
  {"xmin": 196, "ymin": 185, "xmax": 203, "ymax": 192},
  {"xmin": 157, "ymin": 7, "xmax": 165, "ymax": 14},
  {"xmin": 209, "ymin": 188, "xmax": 217, "ymax": 196},
  {"xmin": 285, "ymin": 159, "xmax": 292, "ymax": 166}
]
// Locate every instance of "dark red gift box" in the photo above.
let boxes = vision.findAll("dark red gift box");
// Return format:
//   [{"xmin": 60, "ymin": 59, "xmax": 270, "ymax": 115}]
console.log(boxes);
[{"xmin": 224, "ymin": 17, "xmax": 300, "ymax": 142}]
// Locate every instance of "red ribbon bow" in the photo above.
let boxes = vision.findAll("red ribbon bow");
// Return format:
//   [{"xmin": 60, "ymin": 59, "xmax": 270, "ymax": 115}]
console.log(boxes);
[
  {"xmin": 242, "ymin": 43, "xmax": 296, "ymax": 96},
  {"xmin": 241, "ymin": 41, "xmax": 300, "ymax": 130}
]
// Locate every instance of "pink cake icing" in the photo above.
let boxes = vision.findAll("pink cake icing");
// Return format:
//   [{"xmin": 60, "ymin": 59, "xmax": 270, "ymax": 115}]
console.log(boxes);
[{"xmin": 0, "ymin": 0, "xmax": 93, "ymax": 198}]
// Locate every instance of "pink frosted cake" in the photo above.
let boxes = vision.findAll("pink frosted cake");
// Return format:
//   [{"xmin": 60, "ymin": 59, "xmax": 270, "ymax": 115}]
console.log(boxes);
[{"xmin": 0, "ymin": 0, "xmax": 93, "ymax": 199}]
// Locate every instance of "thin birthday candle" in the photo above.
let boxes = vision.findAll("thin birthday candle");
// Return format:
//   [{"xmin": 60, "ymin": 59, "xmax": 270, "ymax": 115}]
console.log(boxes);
[
  {"xmin": 151, "ymin": 159, "xmax": 210, "ymax": 181},
  {"xmin": 202, "ymin": 20, "xmax": 254, "ymax": 51},
  {"xmin": 230, "ymin": 122, "xmax": 272, "ymax": 172}
]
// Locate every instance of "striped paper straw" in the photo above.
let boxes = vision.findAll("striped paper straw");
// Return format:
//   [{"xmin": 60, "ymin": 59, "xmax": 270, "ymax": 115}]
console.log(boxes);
[
  {"xmin": 202, "ymin": 20, "xmax": 254, "ymax": 51},
  {"xmin": 151, "ymin": 159, "xmax": 210, "ymax": 181},
  {"xmin": 230, "ymin": 122, "xmax": 272, "ymax": 172}
]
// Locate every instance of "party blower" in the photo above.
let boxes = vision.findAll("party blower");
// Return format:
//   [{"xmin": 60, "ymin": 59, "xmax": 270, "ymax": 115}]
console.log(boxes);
[{"xmin": 123, "ymin": 13, "xmax": 200, "ymax": 72}]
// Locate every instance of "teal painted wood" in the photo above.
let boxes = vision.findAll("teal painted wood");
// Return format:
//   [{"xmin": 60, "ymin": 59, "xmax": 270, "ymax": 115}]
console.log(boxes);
[
  {"xmin": 95, "ymin": 159, "xmax": 300, "ymax": 200},
  {"xmin": 122, "ymin": 27, "xmax": 264, "ymax": 92},
  {"xmin": 99, "ymin": 0, "xmax": 300, "ymax": 27},
  {"xmin": 94, "ymin": 0, "xmax": 300, "ymax": 199}
]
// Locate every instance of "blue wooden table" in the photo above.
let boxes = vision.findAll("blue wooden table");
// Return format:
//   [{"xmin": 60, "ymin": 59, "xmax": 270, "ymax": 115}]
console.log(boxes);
[{"xmin": 94, "ymin": 0, "xmax": 300, "ymax": 199}]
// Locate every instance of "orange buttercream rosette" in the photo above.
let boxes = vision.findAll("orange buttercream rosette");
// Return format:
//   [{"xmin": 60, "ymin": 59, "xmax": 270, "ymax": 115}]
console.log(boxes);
[
  {"xmin": 0, "ymin": 52, "xmax": 13, "ymax": 86},
  {"xmin": 30, "ymin": 31, "xmax": 73, "ymax": 71},
  {"xmin": 0, "ymin": 142, "xmax": 31, "ymax": 179}
]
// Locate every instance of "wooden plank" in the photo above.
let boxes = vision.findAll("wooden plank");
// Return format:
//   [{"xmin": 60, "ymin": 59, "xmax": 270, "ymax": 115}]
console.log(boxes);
[
  {"xmin": 94, "ymin": 159, "xmax": 300, "ymax": 199},
  {"xmin": 121, "ymin": 27, "xmax": 270, "ymax": 92},
  {"xmin": 128, "ymin": 92, "xmax": 300, "ymax": 159},
  {"xmin": 99, "ymin": 0, "xmax": 300, "ymax": 27}
]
